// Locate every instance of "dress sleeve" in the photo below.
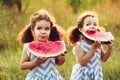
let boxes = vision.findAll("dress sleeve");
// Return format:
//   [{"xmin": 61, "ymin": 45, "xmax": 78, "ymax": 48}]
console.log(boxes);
[
  {"xmin": 76, "ymin": 41, "xmax": 84, "ymax": 48},
  {"xmin": 72, "ymin": 44, "xmax": 80, "ymax": 62},
  {"xmin": 23, "ymin": 43, "xmax": 31, "ymax": 57}
]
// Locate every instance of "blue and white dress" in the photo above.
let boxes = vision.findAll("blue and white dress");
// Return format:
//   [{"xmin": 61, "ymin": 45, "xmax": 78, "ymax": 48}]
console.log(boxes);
[
  {"xmin": 24, "ymin": 43, "xmax": 63, "ymax": 80},
  {"xmin": 70, "ymin": 40, "xmax": 103, "ymax": 80}
]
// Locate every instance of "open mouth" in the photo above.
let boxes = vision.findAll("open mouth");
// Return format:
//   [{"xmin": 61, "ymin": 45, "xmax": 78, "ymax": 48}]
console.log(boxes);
[
  {"xmin": 84, "ymin": 27, "xmax": 98, "ymax": 33},
  {"xmin": 87, "ymin": 28, "xmax": 97, "ymax": 33},
  {"xmin": 89, "ymin": 29, "xmax": 96, "ymax": 33}
]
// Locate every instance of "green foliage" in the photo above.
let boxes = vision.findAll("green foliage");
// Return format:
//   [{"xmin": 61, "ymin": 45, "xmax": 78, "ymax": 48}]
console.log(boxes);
[
  {"xmin": 0, "ymin": 47, "xmax": 28, "ymax": 80},
  {"xmin": 66, "ymin": 0, "xmax": 101, "ymax": 13},
  {"xmin": 66, "ymin": 0, "xmax": 81, "ymax": 13},
  {"xmin": 1, "ymin": 0, "xmax": 19, "ymax": 6},
  {"xmin": 0, "ymin": 6, "xmax": 27, "ymax": 49},
  {"xmin": 1, "ymin": 0, "xmax": 22, "ymax": 13}
]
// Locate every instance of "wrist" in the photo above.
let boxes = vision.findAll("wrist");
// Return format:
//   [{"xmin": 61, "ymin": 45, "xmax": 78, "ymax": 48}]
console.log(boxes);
[
  {"xmin": 91, "ymin": 46, "xmax": 97, "ymax": 52},
  {"xmin": 32, "ymin": 59, "xmax": 39, "ymax": 66}
]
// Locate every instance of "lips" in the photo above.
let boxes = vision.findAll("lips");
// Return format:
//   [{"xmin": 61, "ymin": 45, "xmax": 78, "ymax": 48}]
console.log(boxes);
[
  {"xmin": 41, "ymin": 36, "xmax": 47, "ymax": 39},
  {"xmin": 87, "ymin": 28, "xmax": 97, "ymax": 33}
]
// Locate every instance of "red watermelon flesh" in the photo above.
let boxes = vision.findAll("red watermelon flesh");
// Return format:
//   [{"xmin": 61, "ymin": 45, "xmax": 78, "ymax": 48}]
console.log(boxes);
[
  {"xmin": 82, "ymin": 30, "xmax": 114, "ymax": 44},
  {"xmin": 27, "ymin": 41, "xmax": 66, "ymax": 57}
]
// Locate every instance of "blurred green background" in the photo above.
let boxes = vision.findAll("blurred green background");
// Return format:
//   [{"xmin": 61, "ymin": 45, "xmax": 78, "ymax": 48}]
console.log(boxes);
[{"xmin": 0, "ymin": 0, "xmax": 120, "ymax": 80}]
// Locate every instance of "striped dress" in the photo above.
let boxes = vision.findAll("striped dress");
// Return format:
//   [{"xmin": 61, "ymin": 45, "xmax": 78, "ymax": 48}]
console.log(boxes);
[
  {"xmin": 70, "ymin": 40, "xmax": 103, "ymax": 80},
  {"xmin": 24, "ymin": 43, "xmax": 63, "ymax": 80}
]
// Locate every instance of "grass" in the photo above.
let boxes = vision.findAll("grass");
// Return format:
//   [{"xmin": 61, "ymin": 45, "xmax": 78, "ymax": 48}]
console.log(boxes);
[
  {"xmin": 0, "ymin": 47, "xmax": 27, "ymax": 80},
  {"xmin": 0, "ymin": 0, "xmax": 120, "ymax": 80}
]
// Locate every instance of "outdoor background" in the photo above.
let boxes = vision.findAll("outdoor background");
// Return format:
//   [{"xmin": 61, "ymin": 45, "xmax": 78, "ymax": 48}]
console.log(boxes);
[{"xmin": 0, "ymin": 0, "xmax": 120, "ymax": 80}]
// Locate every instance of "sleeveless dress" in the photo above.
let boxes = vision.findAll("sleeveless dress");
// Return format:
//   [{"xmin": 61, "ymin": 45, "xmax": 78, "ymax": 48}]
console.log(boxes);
[
  {"xmin": 24, "ymin": 43, "xmax": 63, "ymax": 80},
  {"xmin": 70, "ymin": 40, "xmax": 103, "ymax": 80}
]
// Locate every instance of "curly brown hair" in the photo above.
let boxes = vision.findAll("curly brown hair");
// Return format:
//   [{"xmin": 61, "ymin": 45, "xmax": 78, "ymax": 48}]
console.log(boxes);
[{"xmin": 17, "ymin": 9, "xmax": 65, "ymax": 44}]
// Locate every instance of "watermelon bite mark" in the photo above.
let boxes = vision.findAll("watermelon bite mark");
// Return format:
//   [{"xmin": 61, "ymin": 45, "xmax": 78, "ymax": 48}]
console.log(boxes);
[{"xmin": 82, "ymin": 31, "xmax": 114, "ymax": 44}]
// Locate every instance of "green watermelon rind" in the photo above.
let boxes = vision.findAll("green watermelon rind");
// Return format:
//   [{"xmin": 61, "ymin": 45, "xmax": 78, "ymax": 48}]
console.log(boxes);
[
  {"xmin": 26, "ymin": 41, "xmax": 66, "ymax": 58},
  {"xmin": 82, "ymin": 32, "xmax": 114, "ymax": 44}
]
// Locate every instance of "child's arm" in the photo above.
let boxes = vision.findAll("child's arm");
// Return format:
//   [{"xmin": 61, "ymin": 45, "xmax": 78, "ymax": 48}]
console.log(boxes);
[
  {"xmin": 20, "ymin": 47, "xmax": 47, "ymax": 70},
  {"xmin": 55, "ymin": 53, "xmax": 66, "ymax": 66},
  {"xmin": 75, "ymin": 41, "xmax": 101, "ymax": 66},
  {"xmin": 101, "ymin": 41, "xmax": 113, "ymax": 62}
]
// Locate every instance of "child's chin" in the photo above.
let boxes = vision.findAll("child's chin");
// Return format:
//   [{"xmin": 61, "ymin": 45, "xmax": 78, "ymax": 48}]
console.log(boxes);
[{"xmin": 38, "ymin": 39, "xmax": 46, "ymax": 42}]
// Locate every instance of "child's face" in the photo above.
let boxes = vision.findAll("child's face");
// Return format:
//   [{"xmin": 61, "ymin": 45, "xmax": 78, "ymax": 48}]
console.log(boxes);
[
  {"xmin": 82, "ymin": 16, "xmax": 98, "ymax": 32},
  {"xmin": 33, "ymin": 20, "xmax": 51, "ymax": 42}
]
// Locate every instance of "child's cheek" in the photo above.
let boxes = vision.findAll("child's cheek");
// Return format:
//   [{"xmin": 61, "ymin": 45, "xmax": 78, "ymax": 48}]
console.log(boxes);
[
  {"xmin": 35, "ymin": 30, "xmax": 40, "ymax": 35},
  {"xmin": 83, "ymin": 26, "xmax": 89, "ymax": 31}
]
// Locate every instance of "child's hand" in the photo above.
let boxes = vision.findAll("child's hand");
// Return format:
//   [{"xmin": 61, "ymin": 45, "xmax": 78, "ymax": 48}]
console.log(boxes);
[
  {"xmin": 55, "ymin": 52, "xmax": 66, "ymax": 66},
  {"xmin": 92, "ymin": 40, "xmax": 101, "ymax": 50},
  {"xmin": 33, "ymin": 57, "xmax": 48, "ymax": 66},
  {"xmin": 56, "ymin": 50, "xmax": 67, "ymax": 59},
  {"xmin": 63, "ymin": 51, "xmax": 67, "ymax": 55},
  {"xmin": 37, "ymin": 57, "xmax": 48, "ymax": 63},
  {"xmin": 108, "ymin": 40, "xmax": 113, "ymax": 49}
]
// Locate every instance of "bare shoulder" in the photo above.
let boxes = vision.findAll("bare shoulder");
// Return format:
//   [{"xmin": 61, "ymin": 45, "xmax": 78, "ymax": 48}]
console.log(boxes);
[
  {"xmin": 20, "ymin": 45, "xmax": 30, "ymax": 62},
  {"xmin": 74, "ymin": 44, "xmax": 84, "ymax": 62},
  {"xmin": 74, "ymin": 44, "xmax": 83, "ymax": 51},
  {"xmin": 74, "ymin": 44, "xmax": 84, "ymax": 56}
]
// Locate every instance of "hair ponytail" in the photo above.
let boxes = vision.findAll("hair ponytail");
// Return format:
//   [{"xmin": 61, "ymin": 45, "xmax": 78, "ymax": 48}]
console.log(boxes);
[
  {"xmin": 49, "ymin": 27, "xmax": 59, "ymax": 41},
  {"xmin": 49, "ymin": 24, "xmax": 65, "ymax": 41},
  {"xmin": 17, "ymin": 25, "xmax": 34, "ymax": 44},
  {"xmin": 67, "ymin": 27, "xmax": 82, "ymax": 45}
]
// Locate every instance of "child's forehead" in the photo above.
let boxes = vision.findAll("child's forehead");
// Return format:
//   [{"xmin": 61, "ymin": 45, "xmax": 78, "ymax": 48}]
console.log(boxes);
[
  {"xmin": 84, "ymin": 16, "xmax": 97, "ymax": 23},
  {"xmin": 35, "ymin": 20, "xmax": 51, "ymax": 27}
]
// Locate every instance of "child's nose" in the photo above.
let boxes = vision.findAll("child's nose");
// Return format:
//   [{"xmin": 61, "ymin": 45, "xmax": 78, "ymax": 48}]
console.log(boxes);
[
  {"xmin": 90, "ymin": 25, "xmax": 97, "ymax": 28},
  {"xmin": 41, "ymin": 30, "xmax": 46, "ymax": 34}
]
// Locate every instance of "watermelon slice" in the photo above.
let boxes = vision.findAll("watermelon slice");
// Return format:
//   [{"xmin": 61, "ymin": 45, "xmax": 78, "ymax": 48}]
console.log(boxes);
[
  {"xmin": 26, "ymin": 41, "xmax": 66, "ymax": 57},
  {"xmin": 82, "ymin": 30, "xmax": 114, "ymax": 44}
]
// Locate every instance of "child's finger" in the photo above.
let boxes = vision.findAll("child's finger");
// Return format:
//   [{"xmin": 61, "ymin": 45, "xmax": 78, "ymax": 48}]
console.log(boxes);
[
  {"xmin": 95, "ymin": 40, "xmax": 101, "ymax": 45},
  {"xmin": 108, "ymin": 40, "xmax": 113, "ymax": 47},
  {"xmin": 62, "ymin": 51, "xmax": 67, "ymax": 55},
  {"xmin": 64, "ymin": 51, "xmax": 67, "ymax": 54},
  {"xmin": 109, "ymin": 40, "xmax": 113, "ymax": 44}
]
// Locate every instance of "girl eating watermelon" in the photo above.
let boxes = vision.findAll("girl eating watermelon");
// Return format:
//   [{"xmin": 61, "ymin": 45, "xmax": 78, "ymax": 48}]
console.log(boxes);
[
  {"xmin": 67, "ymin": 11, "xmax": 114, "ymax": 80},
  {"xmin": 18, "ymin": 9, "xmax": 66, "ymax": 80}
]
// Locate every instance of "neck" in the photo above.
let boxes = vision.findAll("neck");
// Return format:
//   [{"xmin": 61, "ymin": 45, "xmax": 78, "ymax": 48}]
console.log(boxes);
[{"xmin": 34, "ymin": 39, "xmax": 48, "ymax": 43}]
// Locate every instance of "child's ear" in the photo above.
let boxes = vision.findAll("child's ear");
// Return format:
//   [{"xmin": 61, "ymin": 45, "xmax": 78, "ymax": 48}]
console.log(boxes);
[
  {"xmin": 31, "ymin": 29, "xmax": 34, "ymax": 34},
  {"xmin": 78, "ymin": 28, "xmax": 83, "ymax": 32},
  {"xmin": 31, "ymin": 30, "xmax": 35, "ymax": 37}
]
